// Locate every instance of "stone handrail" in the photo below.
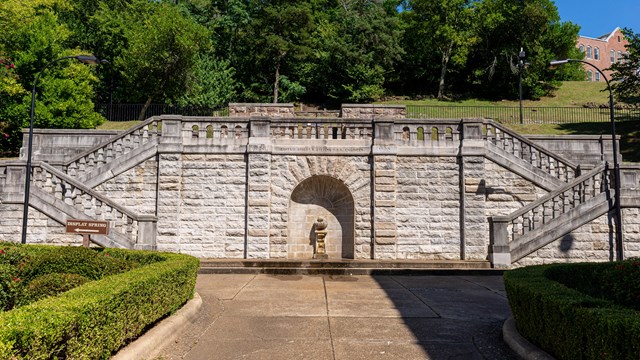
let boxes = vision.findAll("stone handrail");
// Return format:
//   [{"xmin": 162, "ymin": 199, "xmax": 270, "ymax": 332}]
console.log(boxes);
[
  {"xmin": 63, "ymin": 117, "xmax": 162, "ymax": 177},
  {"xmin": 492, "ymin": 164, "xmax": 608, "ymax": 245},
  {"xmin": 182, "ymin": 118, "xmax": 250, "ymax": 142},
  {"xmin": 392, "ymin": 119, "xmax": 462, "ymax": 146},
  {"xmin": 270, "ymin": 118, "xmax": 373, "ymax": 140},
  {"xmin": 31, "ymin": 162, "xmax": 156, "ymax": 246},
  {"xmin": 484, "ymin": 121, "xmax": 579, "ymax": 182}
]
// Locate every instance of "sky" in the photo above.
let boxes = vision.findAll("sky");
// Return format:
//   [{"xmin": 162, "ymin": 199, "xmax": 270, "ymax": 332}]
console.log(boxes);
[{"xmin": 555, "ymin": 0, "xmax": 640, "ymax": 38}]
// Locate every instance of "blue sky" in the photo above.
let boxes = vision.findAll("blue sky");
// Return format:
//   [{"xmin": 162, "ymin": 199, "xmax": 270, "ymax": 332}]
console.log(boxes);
[{"xmin": 555, "ymin": 0, "xmax": 640, "ymax": 38}]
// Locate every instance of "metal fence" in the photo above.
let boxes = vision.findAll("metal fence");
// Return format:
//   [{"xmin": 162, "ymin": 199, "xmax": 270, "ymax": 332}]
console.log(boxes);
[
  {"xmin": 95, "ymin": 103, "xmax": 228, "ymax": 121},
  {"xmin": 405, "ymin": 105, "xmax": 640, "ymax": 124}
]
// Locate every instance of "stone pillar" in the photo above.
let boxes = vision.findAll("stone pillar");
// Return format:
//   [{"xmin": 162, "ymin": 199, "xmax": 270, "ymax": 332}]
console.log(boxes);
[
  {"xmin": 489, "ymin": 217, "xmax": 512, "ymax": 268},
  {"xmin": 155, "ymin": 153, "xmax": 183, "ymax": 253},
  {"xmin": 245, "ymin": 118, "xmax": 273, "ymax": 259},
  {"xmin": 372, "ymin": 120, "xmax": 398, "ymax": 259},
  {"xmin": 463, "ymin": 156, "xmax": 488, "ymax": 261},
  {"xmin": 135, "ymin": 215, "xmax": 157, "ymax": 251}
]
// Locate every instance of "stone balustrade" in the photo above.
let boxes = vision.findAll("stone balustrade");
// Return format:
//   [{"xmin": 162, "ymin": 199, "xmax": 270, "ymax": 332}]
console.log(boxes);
[
  {"xmin": 28, "ymin": 162, "xmax": 156, "ymax": 248},
  {"xmin": 484, "ymin": 122, "xmax": 578, "ymax": 182}
]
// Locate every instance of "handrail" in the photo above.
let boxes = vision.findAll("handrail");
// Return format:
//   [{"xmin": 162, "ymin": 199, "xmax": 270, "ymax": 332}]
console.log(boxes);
[{"xmin": 493, "ymin": 164, "xmax": 606, "ymax": 223}]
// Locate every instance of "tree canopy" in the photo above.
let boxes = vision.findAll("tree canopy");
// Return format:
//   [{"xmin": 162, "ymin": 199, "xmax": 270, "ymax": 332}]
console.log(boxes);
[
  {"xmin": 0, "ymin": 0, "xmax": 589, "ymax": 153},
  {"xmin": 610, "ymin": 28, "xmax": 640, "ymax": 104}
]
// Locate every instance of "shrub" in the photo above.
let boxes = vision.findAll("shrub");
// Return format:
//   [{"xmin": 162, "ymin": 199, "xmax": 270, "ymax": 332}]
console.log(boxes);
[
  {"xmin": 17, "ymin": 273, "xmax": 90, "ymax": 307},
  {"xmin": 19, "ymin": 246, "xmax": 134, "ymax": 283},
  {"xmin": 0, "ymin": 250, "xmax": 199, "ymax": 359},
  {"xmin": 0, "ymin": 264, "xmax": 21, "ymax": 312},
  {"xmin": 504, "ymin": 263, "xmax": 640, "ymax": 360}
]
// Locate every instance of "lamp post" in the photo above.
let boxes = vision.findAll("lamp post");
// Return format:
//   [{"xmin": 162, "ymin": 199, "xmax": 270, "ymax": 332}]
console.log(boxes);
[
  {"xmin": 549, "ymin": 59, "xmax": 624, "ymax": 260},
  {"xmin": 518, "ymin": 48, "xmax": 526, "ymax": 124},
  {"xmin": 21, "ymin": 55, "xmax": 108, "ymax": 244}
]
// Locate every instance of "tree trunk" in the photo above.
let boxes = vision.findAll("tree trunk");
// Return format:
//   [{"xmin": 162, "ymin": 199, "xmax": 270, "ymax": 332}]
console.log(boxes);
[
  {"xmin": 437, "ymin": 43, "xmax": 454, "ymax": 100},
  {"xmin": 138, "ymin": 97, "xmax": 152, "ymax": 121},
  {"xmin": 273, "ymin": 60, "xmax": 280, "ymax": 104}
]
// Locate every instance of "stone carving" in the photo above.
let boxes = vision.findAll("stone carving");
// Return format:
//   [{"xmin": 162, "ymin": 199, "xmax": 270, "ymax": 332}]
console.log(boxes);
[{"xmin": 314, "ymin": 217, "xmax": 329, "ymax": 259}]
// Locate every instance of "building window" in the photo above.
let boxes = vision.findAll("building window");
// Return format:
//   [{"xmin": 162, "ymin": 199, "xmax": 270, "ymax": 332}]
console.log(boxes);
[
  {"xmin": 611, "ymin": 50, "xmax": 615, "ymax": 63},
  {"xmin": 618, "ymin": 51, "xmax": 623, "ymax": 62},
  {"xmin": 595, "ymin": 72, "xmax": 600, "ymax": 82},
  {"xmin": 579, "ymin": 44, "xmax": 585, "ymax": 53},
  {"xmin": 586, "ymin": 46, "xmax": 592, "ymax": 59},
  {"xmin": 618, "ymin": 36, "xmax": 621, "ymax": 42},
  {"xmin": 587, "ymin": 70, "xmax": 593, "ymax": 81},
  {"xmin": 594, "ymin": 47, "xmax": 600, "ymax": 60}
]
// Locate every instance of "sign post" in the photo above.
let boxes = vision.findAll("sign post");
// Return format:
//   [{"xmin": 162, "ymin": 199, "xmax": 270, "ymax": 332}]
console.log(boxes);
[{"xmin": 65, "ymin": 219, "xmax": 110, "ymax": 247}]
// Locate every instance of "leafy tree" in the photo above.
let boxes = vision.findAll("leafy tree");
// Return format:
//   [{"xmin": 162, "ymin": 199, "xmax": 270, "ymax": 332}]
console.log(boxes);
[
  {"xmin": 93, "ymin": 0, "xmax": 210, "ymax": 118},
  {"xmin": 467, "ymin": 0, "xmax": 581, "ymax": 99},
  {"xmin": 610, "ymin": 28, "xmax": 640, "ymax": 104},
  {"xmin": 403, "ymin": 0, "xmax": 477, "ymax": 100},
  {"xmin": 0, "ymin": 52, "xmax": 28, "ymax": 155},
  {"xmin": 178, "ymin": 54, "xmax": 237, "ymax": 108}
]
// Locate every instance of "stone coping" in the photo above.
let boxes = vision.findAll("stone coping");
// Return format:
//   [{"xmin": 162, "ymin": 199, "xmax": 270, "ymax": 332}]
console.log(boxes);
[
  {"xmin": 22, "ymin": 129, "xmax": 121, "ymax": 135},
  {"xmin": 341, "ymin": 104, "xmax": 406, "ymax": 108}
]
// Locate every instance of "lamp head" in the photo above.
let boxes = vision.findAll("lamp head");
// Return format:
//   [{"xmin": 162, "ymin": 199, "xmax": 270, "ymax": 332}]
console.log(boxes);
[
  {"xmin": 548, "ymin": 59, "xmax": 571, "ymax": 69},
  {"xmin": 75, "ymin": 55, "xmax": 109, "ymax": 65}
]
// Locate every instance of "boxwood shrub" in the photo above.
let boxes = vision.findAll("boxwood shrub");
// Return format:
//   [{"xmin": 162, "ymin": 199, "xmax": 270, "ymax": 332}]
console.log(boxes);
[
  {"xmin": 504, "ymin": 263, "xmax": 640, "ymax": 360},
  {"xmin": 0, "ymin": 249, "xmax": 199, "ymax": 359}
]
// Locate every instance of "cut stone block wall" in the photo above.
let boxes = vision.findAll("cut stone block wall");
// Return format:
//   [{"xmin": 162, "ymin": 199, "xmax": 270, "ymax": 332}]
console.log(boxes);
[
  {"xmin": 229, "ymin": 103, "xmax": 295, "ymax": 118},
  {"xmin": 0, "ymin": 204, "xmax": 81, "ymax": 245},
  {"xmin": 155, "ymin": 154, "xmax": 246, "ymax": 258},
  {"xmin": 341, "ymin": 104, "xmax": 406, "ymax": 119}
]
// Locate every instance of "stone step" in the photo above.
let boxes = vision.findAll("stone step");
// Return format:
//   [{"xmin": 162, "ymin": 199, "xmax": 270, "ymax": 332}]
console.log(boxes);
[{"xmin": 199, "ymin": 259, "xmax": 501, "ymax": 275}]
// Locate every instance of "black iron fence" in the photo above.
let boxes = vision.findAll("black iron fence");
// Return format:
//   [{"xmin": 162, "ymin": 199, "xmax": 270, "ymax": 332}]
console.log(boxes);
[
  {"xmin": 405, "ymin": 105, "xmax": 640, "ymax": 124},
  {"xmin": 95, "ymin": 103, "xmax": 228, "ymax": 121},
  {"xmin": 96, "ymin": 103, "xmax": 640, "ymax": 124}
]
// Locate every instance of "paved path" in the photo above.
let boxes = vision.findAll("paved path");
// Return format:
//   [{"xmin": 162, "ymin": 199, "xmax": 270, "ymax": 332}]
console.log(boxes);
[{"xmin": 156, "ymin": 274, "xmax": 518, "ymax": 360}]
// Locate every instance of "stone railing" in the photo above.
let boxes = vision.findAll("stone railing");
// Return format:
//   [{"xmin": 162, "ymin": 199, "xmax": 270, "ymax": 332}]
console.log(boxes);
[
  {"xmin": 270, "ymin": 118, "xmax": 373, "ymax": 140},
  {"xmin": 63, "ymin": 117, "xmax": 162, "ymax": 178},
  {"xmin": 31, "ymin": 162, "xmax": 156, "ymax": 247},
  {"xmin": 229, "ymin": 103, "xmax": 295, "ymax": 118},
  {"xmin": 341, "ymin": 104, "xmax": 406, "ymax": 119},
  {"xmin": 484, "ymin": 121, "xmax": 579, "ymax": 182},
  {"xmin": 182, "ymin": 118, "xmax": 250, "ymax": 142},
  {"xmin": 490, "ymin": 164, "xmax": 610, "ymax": 266},
  {"xmin": 392, "ymin": 119, "xmax": 462, "ymax": 146}
]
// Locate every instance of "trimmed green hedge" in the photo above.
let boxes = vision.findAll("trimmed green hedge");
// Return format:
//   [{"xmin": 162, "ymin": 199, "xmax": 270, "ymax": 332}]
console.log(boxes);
[
  {"xmin": 0, "ymin": 248, "xmax": 199, "ymax": 359},
  {"xmin": 504, "ymin": 263, "xmax": 640, "ymax": 360}
]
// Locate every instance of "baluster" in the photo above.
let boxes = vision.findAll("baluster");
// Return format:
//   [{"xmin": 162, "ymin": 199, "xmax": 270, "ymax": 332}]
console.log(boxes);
[
  {"xmin": 523, "ymin": 213, "xmax": 531, "ymax": 234},
  {"xmin": 199, "ymin": 125, "xmax": 206, "ymax": 139},
  {"xmin": 131, "ymin": 220, "xmax": 138, "ymax": 243},
  {"xmin": 486, "ymin": 126, "xmax": 495, "ymax": 144},
  {"xmin": 115, "ymin": 139, "xmax": 123, "ymax": 159},
  {"xmin": 95, "ymin": 148, "xmax": 105, "ymax": 168},
  {"xmin": 78, "ymin": 158, "xmax": 87, "ymax": 176},
  {"xmin": 105, "ymin": 143, "xmax": 114, "ymax": 163},
  {"xmin": 53, "ymin": 176, "xmax": 63, "ymax": 200},
  {"xmin": 73, "ymin": 188, "xmax": 83, "ymax": 211},
  {"xmin": 64, "ymin": 183, "xmax": 73, "ymax": 205},
  {"xmin": 532, "ymin": 207, "xmax": 542, "ymax": 230},
  {"xmin": 513, "ymin": 138, "xmax": 520, "ymax": 160},
  {"xmin": 87, "ymin": 153, "xmax": 96, "ymax": 173},
  {"xmin": 584, "ymin": 176, "xmax": 593, "ymax": 200},
  {"xmin": 142, "ymin": 124, "xmax": 149, "ymax": 142},
  {"xmin": 573, "ymin": 184, "xmax": 582, "ymax": 206},
  {"xmin": 513, "ymin": 217, "xmax": 523, "ymax": 237},
  {"xmin": 95, "ymin": 199, "xmax": 103, "ymax": 218}
]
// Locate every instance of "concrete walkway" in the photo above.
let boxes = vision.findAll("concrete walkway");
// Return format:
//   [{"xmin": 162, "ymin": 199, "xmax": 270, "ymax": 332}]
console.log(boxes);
[{"xmin": 155, "ymin": 274, "xmax": 518, "ymax": 360}]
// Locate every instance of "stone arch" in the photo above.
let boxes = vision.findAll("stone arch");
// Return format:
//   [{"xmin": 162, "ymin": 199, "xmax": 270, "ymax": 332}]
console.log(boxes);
[{"xmin": 288, "ymin": 175, "xmax": 355, "ymax": 259}]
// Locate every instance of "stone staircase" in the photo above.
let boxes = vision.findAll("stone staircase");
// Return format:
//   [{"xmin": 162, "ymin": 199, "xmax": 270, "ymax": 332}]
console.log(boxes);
[
  {"xmin": 5, "ymin": 114, "xmax": 633, "ymax": 267},
  {"xmin": 490, "ymin": 164, "xmax": 618, "ymax": 265}
]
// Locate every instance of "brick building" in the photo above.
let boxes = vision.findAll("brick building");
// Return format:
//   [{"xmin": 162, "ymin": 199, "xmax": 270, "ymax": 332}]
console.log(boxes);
[{"xmin": 577, "ymin": 27, "xmax": 629, "ymax": 81}]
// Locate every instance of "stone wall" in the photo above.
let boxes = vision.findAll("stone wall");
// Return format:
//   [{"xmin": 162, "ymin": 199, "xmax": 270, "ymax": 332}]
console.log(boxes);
[
  {"xmin": 20, "ymin": 129, "xmax": 120, "ymax": 163},
  {"xmin": 155, "ymin": 154, "xmax": 247, "ymax": 258},
  {"xmin": 341, "ymin": 104, "xmax": 406, "ymax": 119},
  {"xmin": 0, "ymin": 204, "xmax": 82, "ymax": 245},
  {"xmin": 229, "ymin": 103, "xmax": 295, "ymax": 118}
]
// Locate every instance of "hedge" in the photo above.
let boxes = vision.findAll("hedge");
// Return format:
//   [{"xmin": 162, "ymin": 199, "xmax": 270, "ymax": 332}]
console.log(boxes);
[
  {"xmin": 504, "ymin": 263, "xmax": 640, "ymax": 360},
  {"xmin": 0, "ymin": 249, "xmax": 199, "ymax": 359}
]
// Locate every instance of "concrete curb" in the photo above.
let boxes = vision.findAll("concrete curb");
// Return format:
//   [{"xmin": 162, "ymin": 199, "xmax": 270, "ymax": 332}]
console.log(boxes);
[
  {"xmin": 502, "ymin": 317, "xmax": 556, "ymax": 360},
  {"xmin": 112, "ymin": 292, "xmax": 203, "ymax": 360}
]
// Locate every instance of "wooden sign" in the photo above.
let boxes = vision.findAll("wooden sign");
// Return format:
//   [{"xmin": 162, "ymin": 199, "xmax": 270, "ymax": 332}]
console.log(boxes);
[{"xmin": 65, "ymin": 219, "xmax": 110, "ymax": 235}]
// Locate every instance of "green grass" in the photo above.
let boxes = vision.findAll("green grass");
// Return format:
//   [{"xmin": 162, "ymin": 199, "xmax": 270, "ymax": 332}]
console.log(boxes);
[
  {"xmin": 96, "ymin": 120, "xmax": 141, "ymax": 131},
  {"xmin": 380, "ymin": 81, "xmax": 611, "ymax": 107}
]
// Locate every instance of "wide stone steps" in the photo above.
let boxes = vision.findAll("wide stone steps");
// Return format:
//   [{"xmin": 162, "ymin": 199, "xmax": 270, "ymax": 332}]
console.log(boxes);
[{"xmin": 199, "ymin": 259, "xmax": 502, "ymax": 275}]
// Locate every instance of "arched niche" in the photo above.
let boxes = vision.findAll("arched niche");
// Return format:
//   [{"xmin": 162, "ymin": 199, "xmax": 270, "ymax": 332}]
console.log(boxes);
[{"xmin": 288, "ymin": 175, "xmax": 355, "ymax": 259}]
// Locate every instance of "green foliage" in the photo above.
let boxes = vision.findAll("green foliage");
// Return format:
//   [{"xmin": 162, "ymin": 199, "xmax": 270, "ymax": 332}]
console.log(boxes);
[
  {"xmin": 504, "ymin": 263, "xmax": 640, "ymax": 360},
  {"xmin": 179, "ymin": 54, "xmax": 237, "ymax": 108},
  {"xmin": 17, "ymin": 273, "xmax": 89, "ymax": 307},
  {"xmin": 544, "ymin": 260, "xmax": 640, "ymax": 311},
  {"xmin": 0, "ymin": 247, "xmax": 198, "ymax": 359},
  {"xmin": 0, "ymin": 52, "xmax": 28, "ymax": 156},
  {"xmin": 611, "ymin": 28, "xmax": 640, "ymax": 104},
  {"xmin": 19, "ymin": 246, "xmax": 133, "ymax": 283}
]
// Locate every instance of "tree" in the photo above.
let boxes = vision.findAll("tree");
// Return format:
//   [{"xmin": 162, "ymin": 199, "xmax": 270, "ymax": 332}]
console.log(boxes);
[
  {"xmin": 93, "ymin": 0, "xmax": 210, "ymax": 118},
  {"xmin": 0, "ymin": 0, "xmax": 104, "ymax": 155},
  {"xmin": 178, "ymin": 54, "xmax": 237, "ymax": 108},
  {"xmin": 404, "ymin": 0, "xmax": 477, "ymax": 100},
  {"xmin": 467, "ymin": 0, "xmax": 582, "ymax": 99},
  {"xmin": 610, "ymin": 28, "xmax": 640, "ymax": 104}
]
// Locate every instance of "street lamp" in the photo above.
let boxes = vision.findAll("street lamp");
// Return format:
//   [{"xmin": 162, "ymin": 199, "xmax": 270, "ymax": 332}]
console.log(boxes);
[
  {"xmin": 21, "ymin": 55, "xmax": 108, "ymax": 244},
  {"xmin": 549, "ymin": 59, "xmax": 624, "ymax": 260},
  {"xmin": 517, "ymin": 48, "xmax": 528, "ymax": 124}
]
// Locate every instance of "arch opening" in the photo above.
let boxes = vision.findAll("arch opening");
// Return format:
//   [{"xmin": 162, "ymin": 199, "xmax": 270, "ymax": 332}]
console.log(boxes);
[{"xmin": 288, "ymin": 175, "xmax": 355, "ymax": 259}]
